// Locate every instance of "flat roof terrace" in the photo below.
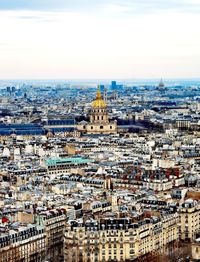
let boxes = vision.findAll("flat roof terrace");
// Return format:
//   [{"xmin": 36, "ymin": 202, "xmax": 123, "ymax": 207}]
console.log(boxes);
[{"xmin": 46, "ymin": 157, "xmax": 92, "ymax": 167}]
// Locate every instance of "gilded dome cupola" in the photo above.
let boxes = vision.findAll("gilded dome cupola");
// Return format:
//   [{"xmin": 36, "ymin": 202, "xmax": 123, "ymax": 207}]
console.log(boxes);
[{"xmin": 91, "ymin": 86, "xmax": 107, "ymax": 108}]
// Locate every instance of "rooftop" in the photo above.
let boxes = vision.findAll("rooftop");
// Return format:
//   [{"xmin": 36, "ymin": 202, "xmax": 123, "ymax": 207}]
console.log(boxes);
[{"xmin": 46, "ymin": 157, "xmax": 92, "ymax": 166}]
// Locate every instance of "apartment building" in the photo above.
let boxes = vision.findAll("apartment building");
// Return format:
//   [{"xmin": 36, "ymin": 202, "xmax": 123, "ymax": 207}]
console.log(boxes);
[
  {"xmin": 64, "ymin": 212, "xmax": 179, "ymax": 262},
  {"xmin": 35, "ymin": 209, "xmax": 66, "ymax": 262},
  {"xmin": 180, "ymin": 199, "xmax": 200, "ymax": 241},
  {"xmin": 0, "ymin": 224, "xmax": 45, "ymax": 262}
]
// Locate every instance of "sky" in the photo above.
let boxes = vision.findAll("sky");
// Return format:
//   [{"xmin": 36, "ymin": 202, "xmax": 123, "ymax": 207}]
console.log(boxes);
[{"xmin": 0, "ymin": 0, "xmax": 200, "ymax": 79}]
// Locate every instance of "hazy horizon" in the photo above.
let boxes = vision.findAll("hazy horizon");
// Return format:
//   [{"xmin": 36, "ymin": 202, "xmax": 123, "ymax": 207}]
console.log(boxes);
[{"xmin": 1, "ymin": 78, "xmax": 200, "ymax": 88}]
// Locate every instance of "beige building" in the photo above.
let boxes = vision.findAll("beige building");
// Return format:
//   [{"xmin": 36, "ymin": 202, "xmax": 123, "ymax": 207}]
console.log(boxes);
[
  {"xmin": 0, "ymin": 224, "xmax": 46, "ymax": 262},
  {"xmin": 0, "ymin": 209, "xmax": 67, "ymax": 262},
  {"xmin": 64, "ymin": 213, "xmax": 179, "ymax": 262},
  {"xmin": 78, "ymin": 87, "xmax": 117, "ymax": 135},
  {"xmin": 35, "ymin": 209, "xmax": 66, "ymax": 261},
  {"xmin": 180, "ymin": 199, "xmax": 200, "ymax": 241},
  {"xmin": 176, "ymin": 119, "xmax": 190, "ymax": 129},
  {"xmin": 192, "ymin": 238, "xmax": 200, "ymax": 261}
]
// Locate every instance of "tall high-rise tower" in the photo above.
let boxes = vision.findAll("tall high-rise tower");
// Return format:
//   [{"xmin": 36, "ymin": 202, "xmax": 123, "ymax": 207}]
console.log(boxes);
[{"xmin": 111, "ymin": 81, "xmax": 117, "ymax": 90}]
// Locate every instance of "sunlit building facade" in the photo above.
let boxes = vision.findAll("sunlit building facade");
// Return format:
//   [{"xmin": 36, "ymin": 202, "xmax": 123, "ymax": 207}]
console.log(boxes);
[{"xmin": 64, "ymin": 213, "xmax": 179, "ymax": 262}]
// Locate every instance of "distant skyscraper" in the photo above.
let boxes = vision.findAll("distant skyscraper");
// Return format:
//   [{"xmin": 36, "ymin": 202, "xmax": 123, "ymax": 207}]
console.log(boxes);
[
  {"xmin": 99, "ymin": 85, "xmax": 105, "ymax": 94},
  {"xmin": 111, "ymin": 81, "xmax": 117, "ymax": 90},
  {"xmin": 6, "ymin": 86, "xmax": 11, "ymax": 93},
  {"xmin": 111, "ymin": 81, "xmax": 118, "ymax": 100}
]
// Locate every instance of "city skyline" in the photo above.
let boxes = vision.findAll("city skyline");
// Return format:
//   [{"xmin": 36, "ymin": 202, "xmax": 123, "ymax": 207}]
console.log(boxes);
[
  {"xmin": 0, "ymin": 79, "xmax": 200, "ymax": 261},
  {"xmin": 1, "ymin": 2, "xmax": 200, "ymax": 261},
  {"xmin": 0, "ymin": 0, "xmax": 200, "ymax": 79}
]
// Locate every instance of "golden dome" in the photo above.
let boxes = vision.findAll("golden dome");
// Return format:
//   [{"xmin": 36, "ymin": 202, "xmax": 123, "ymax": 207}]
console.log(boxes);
[{"xmin": 91, "ymin": 86, "xmax": 107, "ymax": 108}]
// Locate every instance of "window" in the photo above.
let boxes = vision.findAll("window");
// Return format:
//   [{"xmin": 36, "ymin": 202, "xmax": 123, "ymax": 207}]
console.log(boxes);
[
  {"xmin": 110, "ymin": 126, "xmax": 112, "ymax": 129},
  {"xmin": 100, "ymin": 126, "xmax": 103, "ymax": 129},
  {"xmin": 91, "ymin": 126, "xmax": 93, "ymax": 130}
]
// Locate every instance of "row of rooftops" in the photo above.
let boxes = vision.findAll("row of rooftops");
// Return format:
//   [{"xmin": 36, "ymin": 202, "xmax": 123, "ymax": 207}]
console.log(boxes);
[
  {"xmin": 0, "ymin": 224, "xmax": 44, "ymax": 247},
  {"xmin": 46, "ymin": 157, "xmax": 92, "ymax": 167},
  {"xmin": 68, "ymin": 214, "xmax": 176, "ymax": 231}
]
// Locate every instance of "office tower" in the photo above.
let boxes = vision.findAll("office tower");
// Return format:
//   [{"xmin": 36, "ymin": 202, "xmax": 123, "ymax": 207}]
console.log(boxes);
[
  {"xmin": 6, "ymin": 86, "xmax": 11, "ymax": 93},
  {"xmin": 111, "ymin": 81, "xmax": 117, "ymax": 90},
  {"xmin": 99, "ymin": 85, "xmax": 105, "ymax": 94}
]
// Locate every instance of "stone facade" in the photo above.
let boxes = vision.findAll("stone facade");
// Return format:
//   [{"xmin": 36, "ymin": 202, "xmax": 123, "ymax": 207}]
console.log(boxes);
[{"xmin": 78, "ymin": 87, "xmax": 117, "ymax": 135}]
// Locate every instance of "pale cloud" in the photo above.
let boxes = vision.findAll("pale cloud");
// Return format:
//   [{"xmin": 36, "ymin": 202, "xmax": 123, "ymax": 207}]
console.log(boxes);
[
  {"xmin": 0, "ymin": 1, "xmax": 200, "ymax": 79},
  {"xmin": 0, "ymin": 0, "xmax": 200, "ymax": 14}
]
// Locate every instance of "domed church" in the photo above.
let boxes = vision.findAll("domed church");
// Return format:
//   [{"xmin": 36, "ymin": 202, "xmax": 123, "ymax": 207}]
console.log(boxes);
[{"xmin": 78, "ymin": 86, "xmax": 117, "ymax": 134}]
